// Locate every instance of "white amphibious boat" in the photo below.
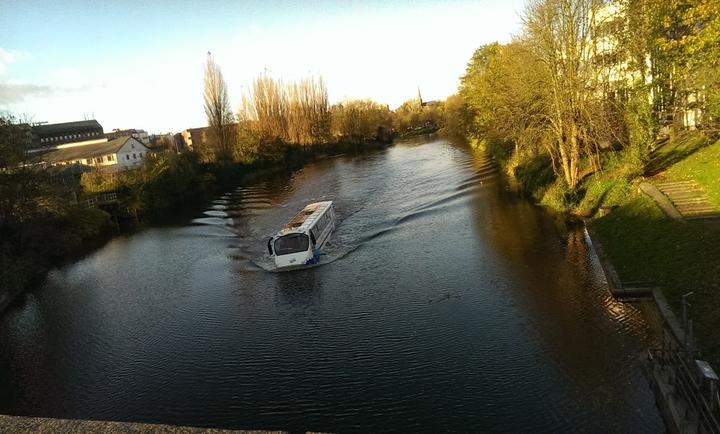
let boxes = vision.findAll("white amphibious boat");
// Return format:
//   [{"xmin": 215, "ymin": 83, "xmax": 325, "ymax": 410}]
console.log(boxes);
[{"xmin": 267, "ymin": 201, "xmax": 335, "ymax": 269}]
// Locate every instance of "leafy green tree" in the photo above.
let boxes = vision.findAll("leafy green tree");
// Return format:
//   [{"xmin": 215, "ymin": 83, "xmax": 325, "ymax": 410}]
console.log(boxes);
[
  {"xmin": 330, "ymin": 100, "xmax": 393, "ymax": 144},
  {"xmin": 523, "ymin": 0, "xmax": 609, "ymax": 189}
]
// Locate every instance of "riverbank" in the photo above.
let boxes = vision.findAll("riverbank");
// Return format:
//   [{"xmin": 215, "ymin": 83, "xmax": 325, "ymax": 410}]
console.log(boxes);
[
  {"xmin": 0, "ymin": 207, "xmax": 115, "ymax": 314},
  {"xmin": 0, "ymin": 138, "xmax": 393, "ymax": 317},
  {"xmin": 484, "ymin": 131, "xmax": 720, "ymax": 366}
]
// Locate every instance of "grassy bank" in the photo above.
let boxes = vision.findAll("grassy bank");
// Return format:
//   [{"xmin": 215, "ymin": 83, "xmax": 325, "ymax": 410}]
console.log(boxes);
[
  {"xmin": 483, "ymin": 132, "xmax": 720, "ymax": 363},
  {"xmin": 591, "ymin": 195, "xmax": 720, "ymax": 360},
  {"xmin": 661, "ymin": 137, "xmax": 720, "ymax": 208},
  {"xmin": 592, "ymin": 135, "xmax": 720, "ymax": 364}
]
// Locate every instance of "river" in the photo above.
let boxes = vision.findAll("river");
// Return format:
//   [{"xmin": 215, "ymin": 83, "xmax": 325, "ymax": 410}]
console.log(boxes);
[{"xmin": 0, "ymin": 138, "xmax": 663, "ymax": 432}]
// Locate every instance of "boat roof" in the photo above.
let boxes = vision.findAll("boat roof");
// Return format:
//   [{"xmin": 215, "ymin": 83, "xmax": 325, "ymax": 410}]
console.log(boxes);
[{"xmin": 277, "ymin": 201, "xmax": 333, "ymax": 236}]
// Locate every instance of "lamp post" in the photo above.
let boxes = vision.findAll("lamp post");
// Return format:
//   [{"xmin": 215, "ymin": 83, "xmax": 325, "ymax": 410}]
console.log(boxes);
[{"xmin": 682, "ymin": 291, "xmax": 694, "ymax": 351}]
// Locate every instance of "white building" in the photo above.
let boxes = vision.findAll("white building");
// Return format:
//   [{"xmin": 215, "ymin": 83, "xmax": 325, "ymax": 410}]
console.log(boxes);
[
  {"xmin": 36, "ymin": 136, "xmax": 151, "ymax": 171},
  {"xmin": 591, "ymin": 1, "xmax": 700, "ymax": 130}
]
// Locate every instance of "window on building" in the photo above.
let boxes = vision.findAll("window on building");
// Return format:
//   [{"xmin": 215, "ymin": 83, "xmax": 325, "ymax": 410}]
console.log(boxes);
[
  {"xmin": 86, "ymin": 159, "xmax": 92, "ymax": 164},
  {"xmin": 126, "ymin": 155, "xmax": 130, "ymax": 160},
  {"xmin": 133, "ymin": 153, "xmax": 136, "ymax": 159},
  {"xmin": 108, "ymin": 155, "xmax": 114, "ymax": 161},
  {"xmin": 96, "ymin": 157, "xmax": 103, "ymax": 163}
]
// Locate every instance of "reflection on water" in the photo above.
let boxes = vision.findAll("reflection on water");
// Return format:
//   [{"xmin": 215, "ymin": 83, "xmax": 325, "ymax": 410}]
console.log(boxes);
[{"xmin": 0, "ymin": 139, "xmax": 662, "ymax": 432}]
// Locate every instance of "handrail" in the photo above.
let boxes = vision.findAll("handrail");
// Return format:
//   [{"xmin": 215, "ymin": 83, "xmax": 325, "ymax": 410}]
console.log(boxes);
[
  {"xmin": 81, "ymin": 192, "xmax": 118, "ymax": 208},
  {"xmin": 648, "ymin": 347, "xmax": 720, "ymax": 432}
]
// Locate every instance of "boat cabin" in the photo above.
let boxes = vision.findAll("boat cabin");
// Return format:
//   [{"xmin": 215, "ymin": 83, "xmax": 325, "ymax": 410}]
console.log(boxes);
[{"xmin": 268, "ymin": 201, "xmax": 335, "ymax": 268}]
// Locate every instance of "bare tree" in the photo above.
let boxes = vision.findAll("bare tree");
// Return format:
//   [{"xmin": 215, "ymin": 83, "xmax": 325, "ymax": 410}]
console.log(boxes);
[
  {"xmin": 523, "ymin": 0, "xmax": 606, "ymax": 188},
  {"xmin": 203, "ymin": 52, "xmax": 234, "ymax": 162},
  {"xmin": 287, "ymin": 76, "xmax": 331, "ymax": 146},
  {"xmin": 236, "ymin": 73, "xmax": 331, "ymax": 157}
]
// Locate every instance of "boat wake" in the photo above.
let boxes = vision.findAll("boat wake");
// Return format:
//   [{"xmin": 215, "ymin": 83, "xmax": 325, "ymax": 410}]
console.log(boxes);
[{"xmin": 191, "ymin": 152, "xmax": 500, "ymax": 272}]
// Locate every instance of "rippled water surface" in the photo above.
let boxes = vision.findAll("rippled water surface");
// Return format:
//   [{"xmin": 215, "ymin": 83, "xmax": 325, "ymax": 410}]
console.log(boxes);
[{"xmin": 0, "ymin": 138, "xmax": 663, "ymax": 432}]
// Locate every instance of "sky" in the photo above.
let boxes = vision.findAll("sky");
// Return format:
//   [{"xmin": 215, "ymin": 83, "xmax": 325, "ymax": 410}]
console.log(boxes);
[{"xmin": 0, "ymin": 0, "xmax": 525, "ymax": 134}]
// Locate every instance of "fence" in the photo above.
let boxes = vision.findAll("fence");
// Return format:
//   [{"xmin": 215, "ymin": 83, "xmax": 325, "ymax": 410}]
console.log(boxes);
[
  {"xmin": 81, "ymin": 192, "xmax": 117, "ymax": 208},
  {"xmin": 648, "ymin": 328, "xmax": 720, "ymax": 433}
]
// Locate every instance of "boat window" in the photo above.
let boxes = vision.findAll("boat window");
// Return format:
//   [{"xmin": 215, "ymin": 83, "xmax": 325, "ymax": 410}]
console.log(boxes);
[{"xmin": 274, "ymin": 233, "xmax": 310, "ymax": 256}]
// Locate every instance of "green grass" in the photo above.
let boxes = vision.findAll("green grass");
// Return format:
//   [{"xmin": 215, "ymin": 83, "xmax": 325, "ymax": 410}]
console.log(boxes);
[
  {"xmin": 664, "ymin": 139, "xmax": 720, "ymax": 208},
  {"xmin": 575, "ymin": 173, "xmax": 634, "ymax": 217},
  {"xmin": 646, "ymin": 130, "xmax": 710, "ymax": 175},
  {"xmin": 591, "ymin": 133, "xmax": 720, "ymax": 364},
  {"xmin": 484, "ymin": 131, "xmax": 720, "ymax": 363},
  {"xmin": 592, "ymin": 194, "xmax": 720, "ymax": 363}
]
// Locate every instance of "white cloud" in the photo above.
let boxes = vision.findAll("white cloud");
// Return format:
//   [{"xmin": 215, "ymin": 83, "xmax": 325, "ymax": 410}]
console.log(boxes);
[
  {"xmin": 1, "ymin": 0, "xmax": 525, "ymax": 132},
  {"xmin": 0, "ymin": 48, "xmax": 30, "ymax": 76}
]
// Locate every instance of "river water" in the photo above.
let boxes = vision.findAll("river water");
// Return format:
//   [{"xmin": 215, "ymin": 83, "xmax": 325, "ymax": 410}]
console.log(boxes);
[{"xmin": 0, "ymin": 138, "xmax": 663, "ymax": 432}]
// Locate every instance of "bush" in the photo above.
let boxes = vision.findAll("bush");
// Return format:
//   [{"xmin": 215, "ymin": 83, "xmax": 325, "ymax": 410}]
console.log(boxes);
[
  {"xmin": 575, "ymin": 176, "xmax": 633, "ymax": 217},
  {"xmin": 513, "ymin": 153, "xmax": 556, "ymax": 201},
  {"xmin": 540, "ymin": 179, "xmax": 578, "ymax": 212}
]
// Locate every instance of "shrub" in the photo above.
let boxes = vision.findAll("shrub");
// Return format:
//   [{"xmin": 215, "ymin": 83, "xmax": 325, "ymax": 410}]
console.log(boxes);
[{"xmin": 513, "ymin": 153, "xmax": 556, "ymax": 201}]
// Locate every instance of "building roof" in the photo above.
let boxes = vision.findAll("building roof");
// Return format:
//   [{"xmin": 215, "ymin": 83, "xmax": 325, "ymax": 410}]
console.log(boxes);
[
  {"xmin": 279, "ymin": 201, "xmax": 333, "ymax": 235},
  {"xmin": 31, "ymin": 120, "xmax": 103, "ymax": 136},
  {"xmin": 35, "ymin": 136, "xmax": 138, "ymax": 164}
]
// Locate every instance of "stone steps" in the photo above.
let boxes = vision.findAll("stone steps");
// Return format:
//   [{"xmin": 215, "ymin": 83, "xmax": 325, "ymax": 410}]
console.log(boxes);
[
  {"xmin": 674, "ymin": 207, "xmax": 714, "ymax": 214},
  {"xmin": 672, "ymin": 196, "xmax": 708, "ymax": 203},
  {"xmin": 653, "ymin": 178, "xmax": 720, "ymax": 220},
  {"xmin": 672, "ymin": 194, "xmax": 709, "ymax": 201},
  {"xmin": 657, "ymin": 183, "xmax": 700, "ymax": 189}
]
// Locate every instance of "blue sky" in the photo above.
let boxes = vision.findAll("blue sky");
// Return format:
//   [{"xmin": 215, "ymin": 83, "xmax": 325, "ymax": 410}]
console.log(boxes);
[{"xmin": 0, "ymin": 0, "xmax": 525, "ymax": 133}]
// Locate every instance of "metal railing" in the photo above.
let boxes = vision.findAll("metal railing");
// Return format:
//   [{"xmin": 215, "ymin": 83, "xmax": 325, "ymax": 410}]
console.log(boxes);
[
  {"xmin": 81, "ymin": 192, "xmax": 117, "ymax": 208},
  {"xmin": 648, "ymin": 334, "xmax": 720, "ymax": 433}
]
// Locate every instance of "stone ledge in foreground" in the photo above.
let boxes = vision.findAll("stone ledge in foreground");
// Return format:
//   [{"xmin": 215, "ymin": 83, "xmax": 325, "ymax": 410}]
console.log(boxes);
[{"xmin": 0, "ymin": 414, "xmax": 288, "ymax": 434}]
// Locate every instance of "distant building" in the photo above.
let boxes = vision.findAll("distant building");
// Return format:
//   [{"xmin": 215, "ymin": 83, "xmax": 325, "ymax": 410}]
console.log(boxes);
[
  {"xmin": 590, "ymin": 2, "xmax": 699, "ymax": 130},
  {"xmin": 416, "ymin": 88, "xmax": 440, "ymax": 108},
  {"xmin": 34, "ymin": 136, "xmax": 151, "ymax": 171},
  {"xmin": 31, "ymin": 120, "xmax": 104, "ymax": 149},
  {"xmin": 148, "ymin": 133, "xmax": 181, "ymax": 152},
  {"xmin": 421, "ymin": 100, "xmax": 441, "ymax": 108},
  {"xmin": 179, "ymin": 127, "xmax": 208, "ymax": 151},
  {"xmin": 173, "ymin": 133, "xmax": 186, "ymax": 151},
  {"xmin": 105, "ymin": 128, "xmax": 150, "ymax": 145}
]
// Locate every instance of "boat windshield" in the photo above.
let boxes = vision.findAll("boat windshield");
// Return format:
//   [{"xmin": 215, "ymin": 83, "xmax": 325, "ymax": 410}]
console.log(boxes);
[{"xmin": 274, "ymin": 233, "xmax": 310, "ymax": 256}]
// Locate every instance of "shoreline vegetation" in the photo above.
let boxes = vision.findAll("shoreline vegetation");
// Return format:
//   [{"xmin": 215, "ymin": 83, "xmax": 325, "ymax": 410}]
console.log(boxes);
[
  {"xmin": 443, "ymin": 0, "xmax": 720, "ymax": 366},
  {"xmin": 1, "ymin": 0, "xmax": 718, "ymax": 376},
  {"xmin": 0, "ymin": 135, "xmax": 395, "ymax": 315},
  {"xmin": 0, "ymin": 60, "xmax": 445, "ymax": 314}
]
